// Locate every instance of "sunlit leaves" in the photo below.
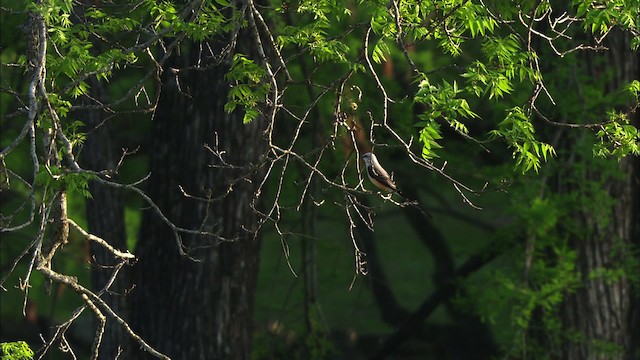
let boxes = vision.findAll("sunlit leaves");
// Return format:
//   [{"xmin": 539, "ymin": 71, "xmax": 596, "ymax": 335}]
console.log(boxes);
[
  {"xmin": 0, "ymin": 341, "xmax": 34, "ymax": 360},
  {"xmin": 147, "ymin": 0, "xmax": 229, "ymax": 39},
  {"xmin": 278, "ymin": 25, "xmax": 345, "ymax": 63},
  {"xmin": 370, "ymin": 4, "xmax": 396, "ymax": 37},
  {"xmin": 43, "ymin": 3, "xmax": 137, "ymax": 95},
  {"xmin": 367, "ymin": 0, "xmax": 497, "ymax": 56},
  {"xmin": 459, "ymin": 2, "xmax": 497, "ymax": 37},
  {"xmin": 85, "ymin": 7, "xmax": 141, "ymax": 33},
  {"xmin": 593, "ymin": 112, "xmax": 640, "ymax": 159},
  {"xmin": 489, "ymin": 107, "xmax": 556, "ymax": 173},
  {"xmin": 626, "ymin": 79, "xmax": 640, "ymax": 100},
  {"xmin": 22, "ymin": 0, "xmax": 640, "ymax": 174},
  {"xmin": 481, "ymin": 35, "xmax": 525, "ymax": 67},
  {"xmin": 371, "ymin": 39, "xmax": 390, "ymax": 64},
  {"xmin": 224, "ymin": 54, "xmax": 270, "ymax": 124},
  {"xmin": 415, "ymin": 78, "xmax": 478, "ymax": 119},
  {"xmin": 463, "ymin": 62, "xmax": 512, "ymax": 99},
  {"xmin": 592, "ymin": 81, "xmax": 640, "ymax": 158},
  {"xmin": 435, "ymin": 2, "xmax": 497, "ymax": 56},
  {"xmin": 277, "ymin": 0, "xmax": 351, "ymax": 63},
  {"xmin": 574, "ymin": 0, "xmax": 640, "ymax": 49},
  {"xmin": 417, "ymin": 120, "xmax": 443, "ymax": 160},
  {"xmin": 299, "ymin": 0, "xmax": 351, "ymax": 21},
  {"xmin": 65, "ymin": 120, "xmax": 88, "ymax": 147},
  {"xmin": 463, "ymin": 35, "xmax": 538, "ymax": 99},
  {"xmin": 414, "ymin": 77, "xmax": 477, "ymax": 159},
  {"xmin": 34, "ymin": 166, "xmax": 95, "ymax": 199},
  {"xmin": 45, "ymin": 93, "xmax": 72, "ymax": 119},
  {"xmin": 148, "ymin": 1, "xmax": 179, "ymax": 30}
]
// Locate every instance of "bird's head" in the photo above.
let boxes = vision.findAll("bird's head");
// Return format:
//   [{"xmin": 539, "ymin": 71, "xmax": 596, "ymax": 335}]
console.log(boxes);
[{"xmin": 362, "ymin": 152, "xmax": 374, "ymax": 166}]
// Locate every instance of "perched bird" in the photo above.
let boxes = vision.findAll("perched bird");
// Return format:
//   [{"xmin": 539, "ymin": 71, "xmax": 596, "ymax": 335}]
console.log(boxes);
[
  {"xmin": 362, "ymin": 152, "xmax": 397, "ymax": 193},
  {"xmin": 361, "ymin": 152, "xmax": 432, "ymax": 218}
]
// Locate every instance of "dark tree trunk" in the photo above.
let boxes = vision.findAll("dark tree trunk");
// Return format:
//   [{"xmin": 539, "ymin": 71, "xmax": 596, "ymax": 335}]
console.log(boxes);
[
  {"xmin": 129, "ymin": 42, "xmax": 265, "ymax": 359},
  {"xmin": 560, "ymin": 30, "xmax": 639, "ymax": 360},
  {"xmin": 561, "ymin": 158, "xmax": 638, "ymax": 360},
  {"xmin": 80, "ymin": 81, "xmax": 132, "ymax": 359}
]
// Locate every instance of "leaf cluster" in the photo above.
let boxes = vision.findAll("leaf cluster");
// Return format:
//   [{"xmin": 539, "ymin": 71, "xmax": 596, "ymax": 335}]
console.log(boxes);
[
  {"xmin": 224, "ymin": 54, "xmax": 271, "ymax": 123},
  {"xmin": 489, "ymin": 107, "xmax": 555, "ymax": 173},
  {"xmin": 0, "ymin": 342, "xmax": 34, "ymax": 360},
  {"xmin": 414, "ymin": 77, "xmax": 477, "ymax": 159}
]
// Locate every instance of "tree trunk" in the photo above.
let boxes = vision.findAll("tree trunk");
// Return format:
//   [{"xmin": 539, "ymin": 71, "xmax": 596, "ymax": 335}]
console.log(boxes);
[
  {"xmin": 560, "ymin": 30, "xmax": 639, "ymax": 360},
  {"xmin": 130, "ymin": 42, "xmax": 265, "ymax": 359},
  {"xmin": 561, "ymin": 159, "xmax": 638, "ymax": 360},
  {"xmin": 80, "ymin": 80, "xmax": 132, "ymax": 359}
]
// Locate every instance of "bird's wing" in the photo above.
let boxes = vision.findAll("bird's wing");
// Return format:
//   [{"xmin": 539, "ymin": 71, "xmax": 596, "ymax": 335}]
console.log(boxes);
[
  {"xmin": 367, "ymin": 166, "xmax": 397, "ymax": 191},
  {"xmin": 369, "ymin": 157, "xmax": 391, "ymax": 178}
]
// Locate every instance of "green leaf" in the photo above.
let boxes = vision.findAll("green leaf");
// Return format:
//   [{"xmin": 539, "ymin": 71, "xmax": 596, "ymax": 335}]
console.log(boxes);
[
  {"xmin": 372, "ymin": 40, "xmax": 390, "ymax": 64},
  {"xmin": 1, "ymin": 341, "xmax": 34, "ymax": 360},
  {"xmin": 491, "ymin": 107, "xmax": 555, "ymax": 173}
]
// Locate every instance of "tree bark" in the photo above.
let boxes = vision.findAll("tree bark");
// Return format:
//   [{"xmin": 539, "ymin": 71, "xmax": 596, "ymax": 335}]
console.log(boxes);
[
  {"xmin": 561, "ymin": 159, "xmax": 638, "ymax": 360},
  {"xmin": 560, "ymin": 30, "xmax": 639, "ymax": 360},
  {"xmin": 80, "ymin": 80, "xmax": 132, "ymax": 359},
  {"xmin": 130, "ymin": 42, "xmax": 265, "ymax": 359}
]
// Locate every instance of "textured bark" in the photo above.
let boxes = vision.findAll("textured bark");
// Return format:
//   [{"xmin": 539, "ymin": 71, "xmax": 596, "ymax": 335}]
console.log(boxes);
[
  {"xmin": 80, "ymin": 80, "xmax": 132, "ymax": 359},
  {"xmin": 130, "ymin": 43, "xmax": 265, "ymax": 359},
  {"xmin": 561, "ymin": 157, "xmax": 638, "ymax": 360},
  {"xmin": 560, "ymin": 30, "xmax": 639, "ymax": 360}
]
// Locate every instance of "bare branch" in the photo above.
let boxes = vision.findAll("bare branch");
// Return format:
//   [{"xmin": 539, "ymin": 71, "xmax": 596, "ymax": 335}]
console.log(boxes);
[
  {"xmin": 38, "ymin": 267, "xmax": 170, "ymax": 359},
  {"xmin": 68, "ymin": 219, "xmax": 135, "ymax": 260}
]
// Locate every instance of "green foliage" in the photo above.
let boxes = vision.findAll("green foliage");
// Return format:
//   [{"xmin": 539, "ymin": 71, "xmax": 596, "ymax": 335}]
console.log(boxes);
[
  {"xmin": 593, "ymin": 82, "xmax": 640, "ymax": 158},
  {"xmin": 593, "ymin": 112, "xmax": 640, "ymax": 159},
  {"xmin": 416, "ymin": 119, "xmax": 443, "ymax": 160},
  {"xmin": 472, "ymin": 196, "xmax": 578, "ymax": 335},
  {"xmin": 276, "ymin": 0, "xmax": 351, "ymax": 63},
  {"xmin": 64, "ymin": 172, "xmax": 95, "ymax": 199},
  {"xmin": 224, "ymin": 54, "xmax": 270, "ymax": 123},
  {"xmin": 0, "ymin": 342, "xmax": 34, "ymax": 360},
  {"xmin": 523, "ymin": 197, "xmax": 560, "ymax": 237},
  {"xmin": 414, "ymin": 77, "xmax": 477, "ymax": 159},
  {"xmin": 574, "ymin": 0, "xmax": 640, "ymax": 47},
  {"xmin": 489, "ymin": 107, "xmax": 556, "ymax": 173},
  {"xmin": 34, "ymin": 166, "xmax": 95, "ymax": 199},
  {"xmin": 147, "ymin": 0, "xmax": 231, "ymax": 38},
  {"xmin": 458, "ymin": 2, "xmax": 498, "ymax": 37},
  {"xmin": 439, "ymin": 2, "xmax": 497, "ymax": 55},
  {"xmin": 371, "ymin": 39, "xmax": 390, "ymax": 64},
  {"xmin": 34, "ymin": 0, "xmax": 129, "ymax": 93},
  {"xmin": 463, "ymin": 35, "xmax": 538, "ymax": 99},
  {"xmin": 9, "ymin": 0, "xmax": 639, "ymax": 177},
  {"xmin": 506, "ymin": 242, "xmax": 580, "ymax": 329},
  {"xmin": 465, "ymin": 146, "xmax": 635, "ymax": 356}
]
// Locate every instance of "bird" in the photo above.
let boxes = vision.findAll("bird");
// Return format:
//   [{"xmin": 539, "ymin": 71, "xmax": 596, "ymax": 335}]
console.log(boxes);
[
  {"xmin": 361, "ymin": 152, "xmax": 397, "ymax": 193},
  {"xmin": 361, "ymin": 152, "xmax": 433, "ymax": 218}
]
